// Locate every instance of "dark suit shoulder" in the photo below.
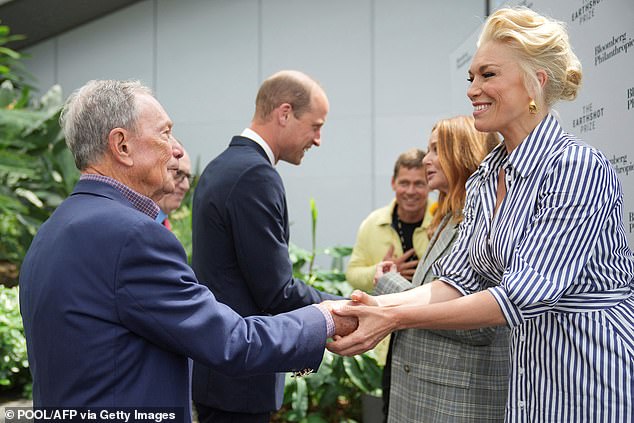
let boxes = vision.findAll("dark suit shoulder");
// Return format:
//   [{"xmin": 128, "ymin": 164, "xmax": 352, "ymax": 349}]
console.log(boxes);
[{"xmin": 197, "ymin": 139, "xmax": 283, "ymax": 201}]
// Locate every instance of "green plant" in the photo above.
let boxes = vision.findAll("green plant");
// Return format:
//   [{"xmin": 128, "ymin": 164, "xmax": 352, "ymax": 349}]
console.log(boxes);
[
  {"xmin": 166, "ymin": 166, "xmax": 198, "ymax": 263},
  {"xmin": 0, "ymin": 285, "xmax": 30, "ymax": 396},
  {"xmin": 170, "ymin": 204, "xmax": 193, "ymax": 261},
  {"xmin": 0, "ymin": 23, "xmax": 75, "ymax": 286},
  {"xmin": 0, "ymin": 21, "xmax": 32, "ymax": 92},
  {"xmin": 0, "ymin": 82, "xmax": 77, "ymax": 285},
  {"xmin": 273, "ymin": 199, "xmax": 383, "ymax": 422}
]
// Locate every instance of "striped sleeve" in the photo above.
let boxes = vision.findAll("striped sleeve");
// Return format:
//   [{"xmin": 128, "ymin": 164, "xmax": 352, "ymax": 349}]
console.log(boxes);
[
  {"xmin": 432, "ymin": 171, "xmax": 486, "ymax": 295},
  {"xmin": 489, "ymin": 142, "xmax": 620, "ymax": 328}
]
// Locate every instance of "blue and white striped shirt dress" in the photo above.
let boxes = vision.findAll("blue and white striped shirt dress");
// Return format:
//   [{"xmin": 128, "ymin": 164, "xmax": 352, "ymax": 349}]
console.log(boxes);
[{"xmin": 433, "ymin": 114, "xmax": 634, "ymax": 422}]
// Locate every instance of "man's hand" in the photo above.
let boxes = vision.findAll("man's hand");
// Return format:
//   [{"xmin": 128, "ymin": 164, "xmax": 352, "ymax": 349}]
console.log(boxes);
[
  {"xmin": 320, "ymin": 300, "xmax": 358, "ymax": 337},
  {"xmin": 382, "ymin": 245, "xmax": 419, "ymax": 281}
]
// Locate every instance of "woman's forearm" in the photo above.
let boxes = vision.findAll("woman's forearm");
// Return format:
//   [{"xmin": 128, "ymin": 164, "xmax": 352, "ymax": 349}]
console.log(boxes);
[
  {"xmin": 376, "ymin": 279, "xmax": 464, "ymax": 307},
  {"xmin": 392, "ymin": 289, "xmax": 507, "ymax": 331}
]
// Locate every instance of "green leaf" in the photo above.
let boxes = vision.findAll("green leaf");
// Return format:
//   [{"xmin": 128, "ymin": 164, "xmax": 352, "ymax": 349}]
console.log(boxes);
[
  {"xmin": 357, "ymin": 354, "xmax": 383, "ymax": 393},
  {"xmin": 343, "ymin": 356, "xmax": 372, "ymax": 392},
  {"xmin": 305, "ymin": 414, "xmax": 328, "ymax": 423},
  {"xmin": 15, "ymin": 188, "xmax": 44, "ymax": 208},
  {"xmin": 323, "ymin": 245, "xmax": 353, "ymax": 258},
  {"xmin": 0, "ymin": 46, "xmax": 20, "ymax": 59},
  {"xmin": 291, "ymin": 376, "xmax": 308, "ymax": 418}
]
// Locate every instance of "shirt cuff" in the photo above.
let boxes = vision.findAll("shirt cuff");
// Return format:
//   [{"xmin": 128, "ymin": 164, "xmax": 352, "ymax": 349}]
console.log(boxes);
[
  {"xmin": 488, "ymin": 285, "xmax": 523, "ymax": 328},
  {"xmin": 313, "ymin": 304, "xmax": 335, "ymax": 338}
]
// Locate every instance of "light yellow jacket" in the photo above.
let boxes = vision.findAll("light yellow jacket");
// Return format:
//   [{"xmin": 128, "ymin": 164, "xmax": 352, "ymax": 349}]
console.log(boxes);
[
  {"xmin": 345, "ymin": 199, "xmax": 432, "ymax": 365},
  {"xmin": 346, "ymin": 199, "xmax": 432, "ymax": 292}
]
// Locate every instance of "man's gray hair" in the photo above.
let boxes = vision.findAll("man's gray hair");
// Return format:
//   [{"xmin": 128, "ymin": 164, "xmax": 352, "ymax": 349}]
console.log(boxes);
[{"xmin": 60, "ymin": 79, "xmax": 152, "ymax": 170}]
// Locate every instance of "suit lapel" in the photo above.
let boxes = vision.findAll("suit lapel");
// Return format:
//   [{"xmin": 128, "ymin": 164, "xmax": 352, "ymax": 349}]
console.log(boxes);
[{"xmin": 412, "ymin": 216, "xmax": 458, "ymax": 287}]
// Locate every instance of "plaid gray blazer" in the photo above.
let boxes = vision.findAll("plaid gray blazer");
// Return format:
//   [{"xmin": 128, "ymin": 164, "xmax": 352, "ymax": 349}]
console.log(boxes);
[{"xmin": 375, "ymin": 215, "xmax": 509, "ymax": 423}]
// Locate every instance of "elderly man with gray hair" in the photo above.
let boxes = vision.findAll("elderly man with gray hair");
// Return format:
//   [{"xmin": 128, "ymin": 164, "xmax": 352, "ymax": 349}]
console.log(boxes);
[{"xmin": 19, "ymin": 79, "xmax": 356, "ymax": 421}]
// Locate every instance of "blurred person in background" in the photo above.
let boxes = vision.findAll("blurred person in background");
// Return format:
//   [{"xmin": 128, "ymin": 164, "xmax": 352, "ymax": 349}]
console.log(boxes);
[{"xmin": 374, "ymin": 115, "xmax": 506, "ymax": 423}]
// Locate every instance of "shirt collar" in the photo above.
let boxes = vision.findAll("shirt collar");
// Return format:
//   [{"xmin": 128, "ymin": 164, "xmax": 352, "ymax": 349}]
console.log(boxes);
[
  {"xmin": 80, "ymin": 174, "xmax": 160, "ymax": 219},
  {"xmin": 156, "ymin": 209, "xmax": 169, "ymax": 224},
  {"xmin": 506, "ymin": 114, "xmax": 563, "ymax": 178},
  {"xmin": 476, "ymin": 114, "xmax": 563, "ymax": 180},
  {"xmin": 241, "ymin": 128, "xmax": 276, "ymax": 166}
]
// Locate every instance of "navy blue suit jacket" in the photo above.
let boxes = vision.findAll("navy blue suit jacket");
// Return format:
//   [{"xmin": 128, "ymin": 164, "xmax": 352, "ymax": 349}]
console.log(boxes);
[
  {"xmin": 191, "ymin": 136, "xmax": 339, "ymax": 413},
  {"xmin": 19, "ymin": 179, "xmax": 327, "ymax": 421}
]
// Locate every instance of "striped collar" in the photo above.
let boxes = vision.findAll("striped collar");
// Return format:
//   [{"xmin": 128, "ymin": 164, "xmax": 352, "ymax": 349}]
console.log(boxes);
[
  {"xmin": 477, "ymin": 114, "xmax": 564, "ymax": 180},
  {"xmin": 79, "ymin": 174, "xmax": 160, "ymax": 219}
]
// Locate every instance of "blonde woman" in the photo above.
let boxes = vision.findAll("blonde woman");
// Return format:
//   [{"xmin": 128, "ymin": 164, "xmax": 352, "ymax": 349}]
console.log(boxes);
[{"xmin": 330, "ymin": 7, "xmax": 634, "ymax": 422}]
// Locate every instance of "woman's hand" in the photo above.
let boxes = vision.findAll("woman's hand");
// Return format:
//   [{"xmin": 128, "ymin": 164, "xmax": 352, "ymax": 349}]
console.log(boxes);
[{"xmin": 374, "ymin": 261, "xmax": 397, "ymax": 287}]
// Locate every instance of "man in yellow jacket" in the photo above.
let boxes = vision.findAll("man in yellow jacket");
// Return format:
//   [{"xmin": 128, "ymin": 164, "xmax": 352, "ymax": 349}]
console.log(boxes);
[
  {"xmin": 345, "ymin": 148, "xmax": 433, "ymax": 422},
  {"xmin": 346, "ymin": 148, "xmax": 433, "ymax": 293}
]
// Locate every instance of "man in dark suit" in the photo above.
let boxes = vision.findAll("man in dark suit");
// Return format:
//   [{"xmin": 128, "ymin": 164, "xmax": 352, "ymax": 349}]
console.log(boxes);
[
  {"xmin": 192, "ymin": 70, "xmax": 339, "ymax": 422},
  {"xmin": 19, "ymin": 79, "xmax": 355, "ymax": 422}
]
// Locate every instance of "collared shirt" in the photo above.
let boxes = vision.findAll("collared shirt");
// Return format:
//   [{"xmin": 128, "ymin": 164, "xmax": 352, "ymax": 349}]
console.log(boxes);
[
  {"xmin": 241, "ymin": 128, "xmax": 276, "ymax": 166},
  {"xmin": 80, "ymin": 174, "xmax": 160, "ymax": 220},
  {"xmin": 240, "ymin": 128, "xmax": 335, "ymax": 337},
  {"xmin": 433, "ymin": 114, "xmax": 634, "ymax": 422},
  {"xmin": 315, "ymin": 305, "xmax": 335, "ymax": 338},
  {"xmin": 155, "ymin": 209, "xmax": 169, "ymax": 224}
]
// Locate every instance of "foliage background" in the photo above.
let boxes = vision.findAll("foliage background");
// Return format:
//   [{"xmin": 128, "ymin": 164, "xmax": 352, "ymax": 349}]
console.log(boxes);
[{"xmin": 0, "ymin": 23, "xmax": 78, "ymax": 397}]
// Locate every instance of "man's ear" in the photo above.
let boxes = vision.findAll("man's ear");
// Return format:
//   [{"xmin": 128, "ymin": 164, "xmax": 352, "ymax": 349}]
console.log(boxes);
[
  {"xmin": 108, "ymin": 128, "xmax": 134, "ymax": 166},
  {"xmin": 277, "ymin": 103, "xmax": 292, "ymax": 126}
]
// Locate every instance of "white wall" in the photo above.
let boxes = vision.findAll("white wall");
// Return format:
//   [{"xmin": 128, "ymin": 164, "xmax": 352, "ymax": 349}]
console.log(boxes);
[{"xmin": 23, "ymin": 0, "xmax": 487, "ymax": 257}]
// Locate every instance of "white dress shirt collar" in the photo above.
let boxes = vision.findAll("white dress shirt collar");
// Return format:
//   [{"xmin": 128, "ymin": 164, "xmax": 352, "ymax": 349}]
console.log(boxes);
[{"xmin": 240, "ymin": 128, "xmax": 276, "ymax": 166}]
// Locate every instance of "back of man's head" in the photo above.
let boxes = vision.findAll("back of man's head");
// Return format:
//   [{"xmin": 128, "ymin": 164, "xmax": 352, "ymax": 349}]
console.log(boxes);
[
  {"xmin": 253, "ymin": 70, "xmax": 318, "ymax": 123},
  {"xmin": 61, "ymin": 79, "xmax": 152, "ymax": 170}
]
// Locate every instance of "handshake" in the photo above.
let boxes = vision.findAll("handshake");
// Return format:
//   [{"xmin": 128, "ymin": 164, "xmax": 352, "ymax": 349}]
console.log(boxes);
[
  {"xmin": 319, "ymin": 290, "xmax": 395, "ymax": 357},
  {"xmin": 317, "ymin": 260, "xmax": 401, "ymax": 356}
]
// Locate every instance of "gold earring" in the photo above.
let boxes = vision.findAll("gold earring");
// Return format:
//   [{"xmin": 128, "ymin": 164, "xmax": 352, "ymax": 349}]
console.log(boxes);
[{"xmin": 529, "ymin": 99, "xmax": 538, "ymax": 114}]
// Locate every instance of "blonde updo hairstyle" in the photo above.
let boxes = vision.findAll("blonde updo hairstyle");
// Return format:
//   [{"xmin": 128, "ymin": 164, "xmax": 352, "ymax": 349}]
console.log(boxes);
[{"xmin": 478, "ymin": 7, "xmax": 582, "ymax": 107}]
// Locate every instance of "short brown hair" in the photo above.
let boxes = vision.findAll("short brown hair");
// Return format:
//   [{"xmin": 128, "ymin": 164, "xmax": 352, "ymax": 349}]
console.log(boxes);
[
  {"xmin": 254, "ymin": 70, "xmax": 319, "ymax": 121},
  {"xmin": 392, "ymin": 148, "xmax": 426, "ymax": 180}
]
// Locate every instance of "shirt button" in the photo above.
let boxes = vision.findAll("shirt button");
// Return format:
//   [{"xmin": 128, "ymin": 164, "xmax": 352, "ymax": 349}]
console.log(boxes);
[
  {"xmin": 519, "ymin": 401, "xmax": 525, "ymax": 408},
  {"xmin": 404, "ymin": 365, "xmax": 410, "ymax": 373},
  {"xmin": 518, "ymin": 368, "xmax": 524, "ymax": 376},
  {"xmin": 519, "ymin": 335, "xmax": 525, "ymax": 342}
]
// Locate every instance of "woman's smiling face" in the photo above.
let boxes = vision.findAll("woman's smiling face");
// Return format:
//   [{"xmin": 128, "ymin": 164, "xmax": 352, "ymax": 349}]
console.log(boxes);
[{"xmin": 467, "ymin": 41, "xmax": 533, "ymax": 144}]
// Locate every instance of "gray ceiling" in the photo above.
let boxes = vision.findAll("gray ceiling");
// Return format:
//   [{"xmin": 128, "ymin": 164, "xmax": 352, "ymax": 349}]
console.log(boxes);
[{"xmin": 0, "ymin": 0, "xmax": 143, "ymax": 50}]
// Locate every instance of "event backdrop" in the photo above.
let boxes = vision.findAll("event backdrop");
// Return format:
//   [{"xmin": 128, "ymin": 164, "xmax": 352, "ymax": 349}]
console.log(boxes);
[{"xmin": 450, "ymin": 0, "xmax": 634, "ymax": 246}]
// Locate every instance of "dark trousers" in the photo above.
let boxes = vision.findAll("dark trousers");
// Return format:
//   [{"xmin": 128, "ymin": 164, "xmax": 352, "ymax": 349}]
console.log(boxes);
[{"xmin": 195, "ymin": 403, "xmax": 271, "ymax": 423}]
